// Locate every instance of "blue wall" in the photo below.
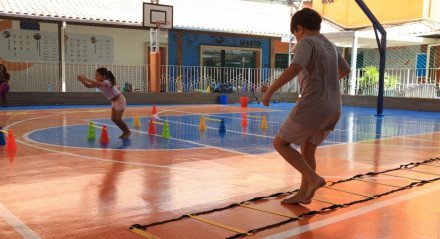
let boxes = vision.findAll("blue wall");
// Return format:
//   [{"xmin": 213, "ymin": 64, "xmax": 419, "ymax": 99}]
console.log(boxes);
[{"xmin": 168, "ymin": 31, "xmax": 271, "ymax": 68}]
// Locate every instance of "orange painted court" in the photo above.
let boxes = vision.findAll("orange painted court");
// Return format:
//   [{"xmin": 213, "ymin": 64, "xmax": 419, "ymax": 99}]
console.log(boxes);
[{"xmin": 1, "ymin": 104, "xmax": 439, "ymax": 239}]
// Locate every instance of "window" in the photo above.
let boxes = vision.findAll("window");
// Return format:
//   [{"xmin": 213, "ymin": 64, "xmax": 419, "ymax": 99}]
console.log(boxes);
[
  {"xmin": 275, "ymin": 53, "xmax": 289, "ymax": 69},
  {"xmin": 202, "ymin": 46, "xmax": 259, "ymax": 68},
  {"xmin": 201, "ymin": 46, "xmax": 262, "ymax": 84}
]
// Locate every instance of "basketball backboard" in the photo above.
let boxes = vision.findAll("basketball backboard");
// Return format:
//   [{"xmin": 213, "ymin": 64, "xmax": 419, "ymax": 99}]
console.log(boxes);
[{"xmin": 143, "ymin": 2, "xmax": 173, "ymax": 29}]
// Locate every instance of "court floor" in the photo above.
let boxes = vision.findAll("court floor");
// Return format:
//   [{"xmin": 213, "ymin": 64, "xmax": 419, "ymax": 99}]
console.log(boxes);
[{"xmin": 0, "ymin": 103, "xmax": 439, "ymax": 239}]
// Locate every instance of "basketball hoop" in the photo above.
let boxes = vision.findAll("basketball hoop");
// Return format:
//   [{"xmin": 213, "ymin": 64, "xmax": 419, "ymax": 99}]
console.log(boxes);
[{"xmin": 155, "ymin": 21, "xmax": 169, "ymax": 39}]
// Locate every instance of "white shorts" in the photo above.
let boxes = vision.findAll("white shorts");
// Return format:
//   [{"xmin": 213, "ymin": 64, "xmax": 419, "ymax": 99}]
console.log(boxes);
[
  {"xmin": 111, "ymin": 95, "xmax": 127, "ymax": 111},
  {"xmin": 277, "ymin": 117, "xmax": 331, "ymax": 146}
]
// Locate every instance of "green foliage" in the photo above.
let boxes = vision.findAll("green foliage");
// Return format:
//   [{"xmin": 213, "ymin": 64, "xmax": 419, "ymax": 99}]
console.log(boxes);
[
  {"xmin": 359, "ymin": 66, "xmax": 379, "ymax": 88},
  {"xmin": 358, "ymin": 66, "xmax": 399, "ymax": 89},
  {"xmin": 385, "ymin": 73, "xmax": 399, "ymax": 89}
]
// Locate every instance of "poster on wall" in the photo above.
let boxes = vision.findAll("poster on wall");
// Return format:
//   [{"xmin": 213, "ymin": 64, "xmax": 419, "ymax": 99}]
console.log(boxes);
[
  {"xmin": 0, "ymin": 29, "xmax": 115, "ymax": 63},
  {"xmin": 64, "ymin": 33, "xmax": 114, "ymax": 63},
  {"xmin": 0, "ymin": 29, "xmax": 59, "ymax": 61}
]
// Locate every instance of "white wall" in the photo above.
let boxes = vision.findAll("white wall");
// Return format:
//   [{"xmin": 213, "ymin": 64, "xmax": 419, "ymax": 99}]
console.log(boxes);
[
  {"xmin": 0, "ymin": 19, "xmax": 167, "ymax": 91},
  {"xmin": 65, "ymin": 24, "xmax": 153, "ymax": 65}
]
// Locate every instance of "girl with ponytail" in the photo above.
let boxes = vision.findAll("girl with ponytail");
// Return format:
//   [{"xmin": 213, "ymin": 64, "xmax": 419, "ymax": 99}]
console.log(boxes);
[{"xmin": 77, "ymin": 67, "xmax": 131, "ymax": 139}]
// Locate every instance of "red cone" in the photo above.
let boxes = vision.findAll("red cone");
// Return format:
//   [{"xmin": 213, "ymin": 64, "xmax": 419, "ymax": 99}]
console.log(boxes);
[
  {"xmin": 99, "ymin": 126, "xmax": 109, "ymax": 145},
  {"xmin": 5, "ymin": 130, "xmax": 17, "ymax": 152},
  {"xmin": 241, "ymin": 114, "xmax": 248, "ymax": 127},
  {"xmin": 148, "ymin": 118, "xmax": 157, "ymax": 135},
  {"xmin": 151, "ymin": 105, "xmax": 157, "ymax": 115}
]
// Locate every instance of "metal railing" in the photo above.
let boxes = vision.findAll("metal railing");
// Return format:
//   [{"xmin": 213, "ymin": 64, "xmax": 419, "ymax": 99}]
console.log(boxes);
[
  {"xmin": 348, "ymin": 68, "xmax": 440, "ymax": 98},
  {"xmin": 66, "ymin": 63, "xmax": 147, "ymax": 92},
  {"xmin": 3, "ymin": 60, "xmax": 439, "ymax": 99},
  {"xmin": 160, "ymin": 65, "xmax": 297, "ymax": 93},
  {"xmin": 3, "ymin": 61, "xmax": 61, "ymax": 92},
  {"xmin": 3, "ymin": 60, "xmax": 147, "ymax": 92}
]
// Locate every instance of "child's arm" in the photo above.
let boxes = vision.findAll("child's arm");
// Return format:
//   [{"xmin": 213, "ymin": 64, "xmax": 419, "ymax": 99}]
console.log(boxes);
[
  {"xmin": 339, "ymin": 69, "xmax": 350, "ymax": 79},
  {"xmin": 261, "ymin": 63, "xmax": 301, "ymax": 106},
  {"xmin": 77, "ymin": 75, "xmax": 107, "ymax": 88},
  {"xmin": 338, "ymin": 52, "xmax": 351, "ymax": 80},
  {"xmin": 261, "ymin": 39, "xmax": 312, "ymax": 106}
]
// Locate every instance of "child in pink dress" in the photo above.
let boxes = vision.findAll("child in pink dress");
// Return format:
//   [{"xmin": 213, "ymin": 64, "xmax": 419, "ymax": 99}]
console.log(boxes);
[{"xmin": 77, "ymin": 67, "xmax": 131, "ymax": 139}]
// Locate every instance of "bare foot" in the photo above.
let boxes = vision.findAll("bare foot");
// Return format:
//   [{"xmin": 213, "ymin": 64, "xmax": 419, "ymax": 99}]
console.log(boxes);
[
  {"xmin": 303, "ymin": 176, "xmax": 326, "ymax": 201},
  {"xmin": 281, "ymin": 192, "xmax": 312, "ymax": 205}
]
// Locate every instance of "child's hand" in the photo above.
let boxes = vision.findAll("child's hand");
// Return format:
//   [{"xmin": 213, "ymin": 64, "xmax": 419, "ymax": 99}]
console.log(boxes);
[
  {"xmin": 77, "ymin": 75, "xmax": 87, "ymax": 81},
  {"xmin": 261, "ymin": 93, "xmax": 271, "ymax": 106},
  {"xmin": 77, "ymin": 75, "xmax": 83, "ymax": 81}
]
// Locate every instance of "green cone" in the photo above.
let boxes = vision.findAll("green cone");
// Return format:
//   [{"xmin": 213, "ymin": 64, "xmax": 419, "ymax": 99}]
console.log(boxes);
[
  {"xmin": 161, "ymin": 121, "xmax": 171, "ymax": 139},
  {"xmin": 87, "ymin": 122, "xmax": 96, "ymax": 140}
]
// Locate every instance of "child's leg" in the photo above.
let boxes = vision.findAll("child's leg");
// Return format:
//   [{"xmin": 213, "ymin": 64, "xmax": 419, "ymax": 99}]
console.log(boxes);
[
  {"xmin": 291, "ymin": 141, "xmax": 318, "ymax": 198},
  {"xmin": 274, "ymin": 136, "xmax": 324, "ymax": 204},
  {"xmin": 299, "ymin": 141, "xmax": 318, "ymax": 189},
  {"xmin": 111, "ymin": 108, "xmax": 131, "ymax": 138}
]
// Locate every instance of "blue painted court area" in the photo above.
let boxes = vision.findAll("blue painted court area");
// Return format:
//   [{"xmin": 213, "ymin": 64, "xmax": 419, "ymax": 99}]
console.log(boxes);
[{"xmin": 26, "ymin": 103, "xmax": 440, "ymax": 154}]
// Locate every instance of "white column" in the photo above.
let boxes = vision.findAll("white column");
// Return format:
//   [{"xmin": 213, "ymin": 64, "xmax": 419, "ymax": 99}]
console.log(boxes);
[
  {"xmin": 60, "ymin": 21, "xmax": 66, "ymax": 92},
  {"xmin": 349, "ymin": 32, "xmax": 358, "ymax": 95}
]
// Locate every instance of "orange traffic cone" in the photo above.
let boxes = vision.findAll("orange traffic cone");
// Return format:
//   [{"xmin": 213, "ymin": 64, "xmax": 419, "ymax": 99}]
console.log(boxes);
[
  {"xmin": 148, "ymin": 118, "xmax": 157, "ymax": 135},
  {"xmin": 133, "ymin": 115, "xmax": 142, "ymax": 128},
  {"xmin": 199, "ymin": 117, "xmax": 207, "ymax": 131},
  {"xmin": 241, "ymin": 114, "xmax": 248, "ymax": 127},
  {"xmin": 5, "ymin": 129, "xmax": 17, "ymax": 152},
  {"xmin": 100, "ymin": 126, "xmax": 109, "ymax": 145},
  {"xmin": 260, "ymin": 115, "xmax": 268, "ymax": 129},
  {"xmin": 152, "ymin": 105, "xmax": 157, "ymax": 115}
]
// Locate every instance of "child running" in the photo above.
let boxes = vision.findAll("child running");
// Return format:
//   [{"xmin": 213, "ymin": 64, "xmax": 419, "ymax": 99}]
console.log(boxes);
[
  {"xmin": 0, "ymin": 64, "xmax": 10, "ymax": 107},
  {"xmin": 77, "ymin": 67, "xmax": 131, "ymax": 139},
  {"xmin": 261, "ymin": 8, "xmax": 350, "ymax": 204}
]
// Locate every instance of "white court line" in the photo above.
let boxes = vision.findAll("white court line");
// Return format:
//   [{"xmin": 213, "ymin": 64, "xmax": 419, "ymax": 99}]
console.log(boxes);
[
  {"xmin": 91, "ymin": 121, "xmax": 250, "ymax": 156},
  {"xmin": 263, "ymin": 183, "xmax": 440, "ymax": 239},
  {"xmin": 13, "ymin": 137, "xmax": 363, "ymax": 178},
  {"xmin": 1, "ymin": 105, "xmax": 437, "ymax": 239},
  {"xmin": 0, "ymin": 203, "xmax": 41, "ymax": 239},
  {"xmin": 181, "ymin": 111, "xmax": 440, "ymax": 144},
  {"xmin": 154, "ymin": 117, "xmax": 440, "ymax": 148},
  {"xmin": 22, "ymin": 124, "xmax": 204, "ymax": 152},
  {"xmin": 273, "ymin": 107, "xmax": 440, "ymax": 125}
]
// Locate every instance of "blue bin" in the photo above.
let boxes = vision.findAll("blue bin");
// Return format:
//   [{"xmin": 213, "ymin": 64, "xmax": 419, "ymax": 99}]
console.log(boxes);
[{"xmin": 219, "ymin": 95, "xmax": 228, "ymax": 105}]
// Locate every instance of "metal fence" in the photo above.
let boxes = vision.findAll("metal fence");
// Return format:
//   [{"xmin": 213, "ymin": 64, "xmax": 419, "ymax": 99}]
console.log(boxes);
[
  {"xmin": 4, "ymin": 60, "xmax": 147, "ymax": 93},
  {"xmin": 345, "ymin": 67, "xmax": 440, "ymax": 98},
  {"xmin": 66, "ymin": 63, "xmax": 147, "ymax": 92},
  {"xmin": 4, "ymin": 60, "xmax": 440, "ymax": 99},
  {"xmin": 159, "ymin": 65, "xmax": 297, "ymax": 93}
]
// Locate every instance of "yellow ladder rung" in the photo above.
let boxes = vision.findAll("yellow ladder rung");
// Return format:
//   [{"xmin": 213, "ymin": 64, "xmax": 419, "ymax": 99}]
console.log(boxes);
[
  {"xmin": 0, "ymin": 130, "xmax": 7, "ymax": 134},
  {"xmin": 188, "ymin": 215, "xmax": 251, "ymax": 235},
  {"xmin": 353, "ymin": 178, "xmax": 401, "ymax": 188},
  {"xmin": 128, "ymin": 227, "xmax": 161, "ymax": 239},
  {"xmin": 381, "ymin": 173, "xmax": 423, "ymax": 181},
  {"xmin": 153, "ymin": 121, "xmax": 164, "ymax": 125},
  {"xmin": 240, "ymin": 204, "xmax": 299, "ymax": 219},
  {"xmin": 247, "ymin": 115, "xmax": 263, "ymax": 119},
  {"xmin": 323, "ymin": 186, "xmax": 371, "ymax": 198},
  {"xmin": 91, "ymin": 125, "xmax": 102, "ymax": 129},
  {"xmin": 405, "ymin": 169, "xmax": 440, "ymax": 177},
  {"xmin": 313, "ymin": 197, "xmax": 345, "ymax": 207}
]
